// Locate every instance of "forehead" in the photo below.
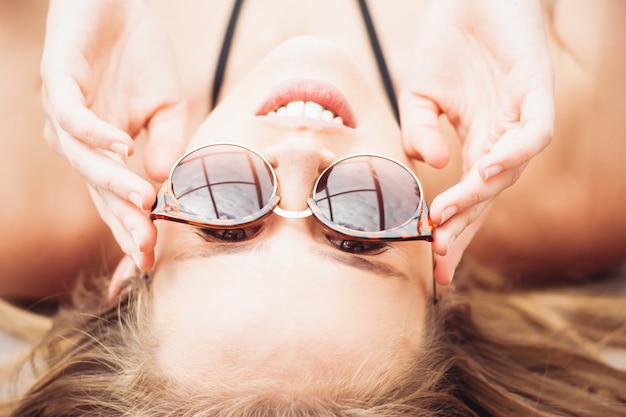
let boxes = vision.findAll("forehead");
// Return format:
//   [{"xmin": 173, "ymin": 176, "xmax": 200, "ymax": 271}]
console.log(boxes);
[
  {"xmin": 150, "ymin": 261, "xmax": 425, "ymax": 399},
  {"xmin": 150, "ymin": 237, "xmax": 429, "ymax": 370}
]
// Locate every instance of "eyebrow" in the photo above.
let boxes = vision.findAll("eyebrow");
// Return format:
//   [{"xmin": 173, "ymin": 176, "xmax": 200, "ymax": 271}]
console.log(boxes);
[
  {"xmin": 315, "ymin": 249, "xmax": 410, "ymax": 280},
  {"xmin": 174, "ymin": 241, "xmax": 409, "ymax": 279},
  {"xmin": 174, "ymin": 241, "xmax": 267, "ymax": 260}
]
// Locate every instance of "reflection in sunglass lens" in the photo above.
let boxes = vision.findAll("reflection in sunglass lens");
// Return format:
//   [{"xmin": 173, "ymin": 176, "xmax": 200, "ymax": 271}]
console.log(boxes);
[
  {"xmin": 314, "ymin": 156, "xmax": 421, "ymax": 232},
  {"xmin": 171, "ymin": 145, "xmax": 275, "ymax": 220}
]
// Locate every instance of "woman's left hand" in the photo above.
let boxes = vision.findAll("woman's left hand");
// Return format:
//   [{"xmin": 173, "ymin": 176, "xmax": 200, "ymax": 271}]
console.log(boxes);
[
  {"xmin": 399, "ymin": 0, "xmax": 555, "ymax": 286},
  {"xmin": 41, "ymin": 0, "xmax": 187, "ymax": 270}
]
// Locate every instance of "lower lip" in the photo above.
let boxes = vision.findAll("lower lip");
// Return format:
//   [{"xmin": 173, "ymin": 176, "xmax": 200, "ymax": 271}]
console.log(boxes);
[{"xmin": 256, "ymin": 78, "xmax": 357, "ymax": 128}]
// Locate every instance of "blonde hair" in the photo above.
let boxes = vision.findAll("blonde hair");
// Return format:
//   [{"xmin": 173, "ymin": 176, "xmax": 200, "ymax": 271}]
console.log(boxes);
[{"xmin": 2, "ymin": 265, "xmax": 626, "ymax": 417}]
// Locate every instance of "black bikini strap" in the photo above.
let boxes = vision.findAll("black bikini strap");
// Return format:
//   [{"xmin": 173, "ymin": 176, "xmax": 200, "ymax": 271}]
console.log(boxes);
[
  {"xmin": 211, "ymin": 0, "xmax": 400, "ymax": 124},
  {"xmin": 211, "ymin": 0, "xmax": 244, "ymax": 110},
  {"xmin": 357, "ymin": 0, "xmax": 400, "ymax": 123}
]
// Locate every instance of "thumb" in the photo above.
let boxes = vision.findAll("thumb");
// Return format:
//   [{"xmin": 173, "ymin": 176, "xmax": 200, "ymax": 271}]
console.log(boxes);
[
  {"xmin": 107, "ymin": 255, "xmax": 137, "ymax": 303},
  {"xmin": 399, "ymin": 87, "xmax": 450, "ymax": 169},
  {"xmin": 143, "ymin": 100, "xmax": 188, "ymax": 182}
]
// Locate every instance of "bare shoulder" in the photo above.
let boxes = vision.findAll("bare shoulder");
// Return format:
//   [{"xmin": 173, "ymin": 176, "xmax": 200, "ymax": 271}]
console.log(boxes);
[
  {"xmin": 0, "ymin": 1, "xmax": 121, "ymax": 301},
  {"xmin": 545, "ymin": 0, "xmax": 626, "ymax": 73},
  {"xmin": 465, "ymin": 1, "xmax": 626, "ymax": 283}
]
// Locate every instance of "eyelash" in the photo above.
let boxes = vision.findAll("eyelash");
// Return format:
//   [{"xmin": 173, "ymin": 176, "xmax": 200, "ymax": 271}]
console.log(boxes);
[
  {"xmin": 327, "ymin": 236, "xmax": 389, "ymax": 255},
  {"xmin": 195, "ymin": 227, "xmax": 388, "ymax": 255}
]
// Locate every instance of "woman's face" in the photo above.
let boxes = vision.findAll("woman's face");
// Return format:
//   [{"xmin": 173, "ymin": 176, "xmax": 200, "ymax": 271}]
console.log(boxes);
[{"xmin": 150, "ymin": 37, "xmax": 433, "ymax": 393}]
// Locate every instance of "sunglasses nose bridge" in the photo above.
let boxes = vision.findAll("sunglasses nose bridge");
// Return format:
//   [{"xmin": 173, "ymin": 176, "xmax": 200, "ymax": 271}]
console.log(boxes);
[{"xmin": 272, "ymin": 205, "xmax": 313, "ymax": 219}]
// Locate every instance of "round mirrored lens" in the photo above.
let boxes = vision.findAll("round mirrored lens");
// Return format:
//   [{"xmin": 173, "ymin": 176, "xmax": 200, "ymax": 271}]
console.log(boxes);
[
  {"xmin": 171, "ymin": 145, "xmax": 275, "ymax": 220},
  {"xmin": 314, "ymin": 156, "xmax": 421, "ymax": 232}
]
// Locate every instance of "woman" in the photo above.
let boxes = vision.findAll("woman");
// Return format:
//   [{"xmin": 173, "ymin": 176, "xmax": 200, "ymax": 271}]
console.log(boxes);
[
  {"xmin": 3, "ymin": 35, "xmax": 626, "ymax": 417},
  {"xmin": 21, "ymin": 0, "xmax": 626, "ymax": 293},
  {"xmin": 1, "ymin": 0, "xmax": 624, "ymax": 415},
  {"xmin": 37, "ymin": 0, "xmax": 556, "ymax": 287}
]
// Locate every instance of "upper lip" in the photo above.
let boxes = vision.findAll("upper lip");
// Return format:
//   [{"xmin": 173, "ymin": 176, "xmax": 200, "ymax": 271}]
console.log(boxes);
[{"xmin": 256, "ymin": 78, "xmax": 357, "ymax": 128}]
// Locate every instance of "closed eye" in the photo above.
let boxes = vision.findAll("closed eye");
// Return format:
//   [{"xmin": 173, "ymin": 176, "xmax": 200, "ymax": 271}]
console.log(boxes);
[
  {"xmin": 196, "ymin": 226, "xmax": 262, "ymax": 243},
  {"xmin": 327, "ymin": 235, "xmax": 389, "ymax": 255}
]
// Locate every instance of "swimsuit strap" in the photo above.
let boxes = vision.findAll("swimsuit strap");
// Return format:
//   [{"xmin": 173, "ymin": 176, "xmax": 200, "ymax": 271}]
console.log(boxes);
[
  {"xmin": 211, "ymin": 0, "xmax": 244, "ymax": 110},
  {"xmin": 357, "ymin": 0, "xmax": 400, "ymax": 123},
  {"xmin": 210, "ymin": 0, "xmax": 400, "ymax": 124}
]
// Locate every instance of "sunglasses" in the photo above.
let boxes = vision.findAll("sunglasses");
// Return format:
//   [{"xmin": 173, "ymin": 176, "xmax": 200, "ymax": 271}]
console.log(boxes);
[{"xmin": 151, "ymin": 143, "xmax": 433, "ymax": 244}]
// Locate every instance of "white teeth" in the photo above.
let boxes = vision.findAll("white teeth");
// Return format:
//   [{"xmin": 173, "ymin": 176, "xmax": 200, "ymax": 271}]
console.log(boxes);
[
  {"xmin": 321, "ymin": 109, "xmax": 334, "ymax": 122},
  {"xmin": 304, "ymin": 101, "xmax": 323, "ymax": 119},
  {"xmin": 267, "ymin": 100, "xmax": 344, "ymax": 125},
  {"xmin": 286, "ymin": 101, "xmax": 305, "ymax": 117}
]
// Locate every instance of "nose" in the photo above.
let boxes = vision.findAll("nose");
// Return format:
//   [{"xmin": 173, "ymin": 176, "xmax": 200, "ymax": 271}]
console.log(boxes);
[{"xmin": 264, "ymin": 138, "xmax": 337, "ymax": 211}]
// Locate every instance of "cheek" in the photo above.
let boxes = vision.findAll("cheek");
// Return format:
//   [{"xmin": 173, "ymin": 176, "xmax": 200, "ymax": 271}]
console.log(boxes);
[
  {"xmin": 185, "ymin": 104, "xmax": 255, "ymax": 151},
  {"xmin": 396, "ymin": 241, "xmax": 434, "ymax": 301},
  {"xmin": 354, "ymin": 124, "xmax": 411, "ymax": 166}
]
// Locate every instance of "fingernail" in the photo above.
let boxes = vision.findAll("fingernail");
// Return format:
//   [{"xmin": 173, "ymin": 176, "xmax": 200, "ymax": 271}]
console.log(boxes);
[
  {"xmin": 131, "ymin": 230, "xmax": 141, "ymax": 249},
  {"xmin": 483, "ymin": 164, "xmax": 503, "ymax": 180},
  {"xmin": 440, "ymin": 206, "xmax": 458, "ymax": 224},
  {"xmin": 110, "ymin": 142, "xmax": 129, "ymax": 157},
  {"xmin": 129, "ymin": 192, "xmax": 144, "ymax": 210}
]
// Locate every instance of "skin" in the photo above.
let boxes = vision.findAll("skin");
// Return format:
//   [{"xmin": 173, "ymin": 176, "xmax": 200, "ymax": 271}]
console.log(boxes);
[
  {"xmin": 0, "ymin": 0, "xmax": 121, "ymax": 300},
  {"xmin": 38, "ymin": 0, "xmax": 555, "ymax": 285},
  {"xmin": 148, "ymin": 37, "xmax": 434, "ymax": 389},
  {"xmin": 2, "ymin": 0, "xmax": 625, "ymax": 300}
]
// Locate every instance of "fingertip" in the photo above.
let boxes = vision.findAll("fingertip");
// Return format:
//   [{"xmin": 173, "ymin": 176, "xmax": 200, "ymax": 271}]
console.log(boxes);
[
  {"xmin": 144, "ymin": 102, "xmax": 187, "ymax": 181},
  {"xmin": 433, "ymin": 243, "xmax": 464, "ymax": 287},
  {"xmin": 428, "ymin": 194, "xmax": 449, "ymax": 226},
  {"xmin": 480, "ymin": 163, "xmax": 504, "ymax": 181},
  {"xmin": 433, "ymin": 256, "xmax": 454, "ymax": 286},
  {"xmin": 126, "ymin": 179, "xmax": 157, "ymax": 212},
  {"xmin": 144, "ymin": 142, "xmax": 181, "ymax": 182},
  {"xmin": 144, "ymin": 128, "xmax": 186, "ymax": 182},
  {"xmin": 139, "ymin": 224, "xmax": 158, "ymax": 254},
  {"xmin": 399, "ymin": 90, "xmax": 450, "ymax": 168},
  {"xmin": 128, "ymin": 216, "xmax": 158, "ymax": 254},
  {"xmin": 431, "ymin": 226, "xmax": 450, "ymax": 257},
  {"xmin": 401, "ymin": 125, "xmax": 450, "ymax": 169},
  {"xmin": 62, "ymin": 105, "xmax": 134, "ymax": 153},
  {"xmin": 110, "ymin": 142, "xmax": 130, "ymax": 158},
  {"xmin": 107, "ymin": 255, "xmax": 137, "ymax": 302},
  {"xmin": 134, "ymin": 250, "xmax": 155, "ymax": 272}
]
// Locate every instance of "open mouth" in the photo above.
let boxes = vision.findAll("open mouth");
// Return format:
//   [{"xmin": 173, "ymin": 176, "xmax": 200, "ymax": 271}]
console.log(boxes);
[
  {"xmin": 256, "ymin": 78, "xmax": 357, "ymax": 128},
  {"xmin": 266, "ymin": 101, "xmax": 345, "ymax": 125}
]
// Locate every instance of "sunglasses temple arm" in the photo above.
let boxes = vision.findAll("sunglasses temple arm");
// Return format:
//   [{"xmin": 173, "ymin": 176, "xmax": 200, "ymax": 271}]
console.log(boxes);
[
  {"xmin": 420, "ymin": 200, "xmax": 437, "ymax": 305},
  {"xmin": 419, "ymin": 200, "xmax": 434, "ymax": 241}
]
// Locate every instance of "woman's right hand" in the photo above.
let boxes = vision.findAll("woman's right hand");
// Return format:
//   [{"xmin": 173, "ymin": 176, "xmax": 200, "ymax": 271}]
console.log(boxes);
[
  {"xmin": 41, "ymin": 0, "xmax": 187, "ymax": 270},
  {"xmin": 399, "ymin": 0, "xmax": 554, "ymax": 286}
]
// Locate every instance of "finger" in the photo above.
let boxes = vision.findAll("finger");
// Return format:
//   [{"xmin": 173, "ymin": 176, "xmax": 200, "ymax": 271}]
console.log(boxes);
[
  {"xmin": 43, "ymin": 73, "xmax": 134, "ymax": 156},
  {"xmin": 478, "ymin": 89, "xmax": 554, "ymax": 179},
  {"xmin": 61, "ymin": 137, "xmax": 156, "ymax": 210},
  {"xmin": 431, "ymin": 198, "xmax": 492, "ymax": 258},
  {"xmin": 429, "ymin": 165, "xmax": 519, "ymax": 226},
  {"xmin": 107, "ymin": 255, "xmax": 137, "ymax": 302},
  {"xmin": 432, "ymin": 213, "xmax": 484, "ymax": 286},
  {"xmin": 398, "ymin": 87, "xmax": 450, "ymax": 169},
  {"xmin": 433, "ymin": 249, "xmax": 461, "ymax": 287},
  {"xmin": 143, "ymin": 100, "xmax": 187, "ymax": 182},
  {"xmin": 89, "ymin": 187, "xmax": 157, "ymax": 270}
]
